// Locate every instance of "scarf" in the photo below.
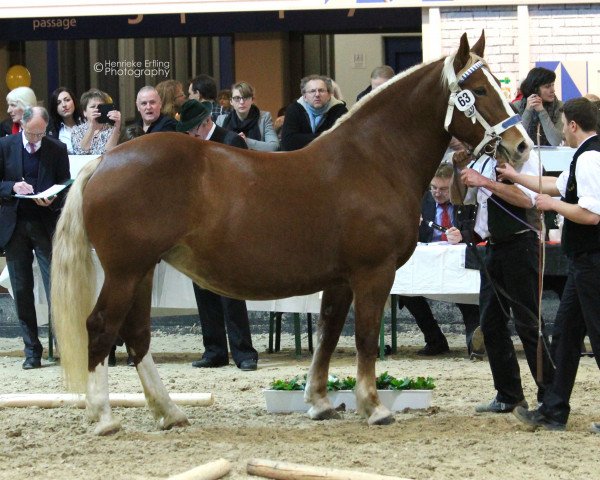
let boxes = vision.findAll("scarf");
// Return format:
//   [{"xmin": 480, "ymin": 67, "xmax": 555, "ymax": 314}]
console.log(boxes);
[
  {"xmin": 223, "ymin": 104, "xmax": 262, "ymax": 141},
  {"xmin": 11, "ymin": 122, "xmax": 20, "ymax": 134},
  {"xmin": 304, "ymin": 102, "xmax": 328, "ymax": 133}
]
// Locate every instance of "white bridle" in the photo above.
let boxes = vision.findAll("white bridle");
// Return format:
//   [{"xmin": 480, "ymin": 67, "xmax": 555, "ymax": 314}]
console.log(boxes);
[{"xmin": 443, "ymin": 56, "xmax": 522, "ymax": 158}]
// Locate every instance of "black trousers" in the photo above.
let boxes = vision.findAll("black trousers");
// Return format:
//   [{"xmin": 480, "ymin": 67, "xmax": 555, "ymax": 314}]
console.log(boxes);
[
  {"xmin": 397, "ymin": 296, "xmax": 480, "ymax": 352},
  {"xmin": 5, "ymin": 218, "xmax": 52, "ymax": 360},
  {"xmin": 540, "ymin": 251, "xmax": 600, "ymax": 424},
  {"xmin": 192, "ymin": 283, "xmax": 257, "ymax": 366},
  {"xmin": 479, "ymin": 232, "xmax": 553, "ymax": 403}
]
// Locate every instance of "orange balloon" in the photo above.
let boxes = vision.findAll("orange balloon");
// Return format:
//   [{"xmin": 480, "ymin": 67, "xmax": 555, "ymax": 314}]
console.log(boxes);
[{"xmin": 6, "ymin": 65, "xmax": 31, "ymax": 90}]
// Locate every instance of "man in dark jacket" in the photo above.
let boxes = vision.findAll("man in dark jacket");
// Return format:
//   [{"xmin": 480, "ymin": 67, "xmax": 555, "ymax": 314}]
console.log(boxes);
[
  {"xmin": 280, "ymin": 75, "xmax": 347, "ymax": 151},
  {"xmin": 136, "ymin": 86, "xmax": 177, "ymax": 133},
  {"xmin": 0, "ymin": 106, "xmax": 70, "ymax": 369},
  {"xmin": 176, "ymin": 100, "xmax": 258, "ymax": 371},
  {"xmin": 398, "ymin": 163, "xmax": 482, "ymax": 357}
]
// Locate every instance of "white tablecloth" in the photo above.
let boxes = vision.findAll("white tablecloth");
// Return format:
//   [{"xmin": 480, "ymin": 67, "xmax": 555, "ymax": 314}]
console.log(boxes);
[{"xmin": 0, "ymin": 243, "xmax": 479, "ymax": 326}]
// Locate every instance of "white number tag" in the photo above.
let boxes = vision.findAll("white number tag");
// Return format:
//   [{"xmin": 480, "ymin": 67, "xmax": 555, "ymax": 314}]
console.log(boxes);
[{"xmin": 454, "ymin": 90, "xmax": 476, "ymax": 111}]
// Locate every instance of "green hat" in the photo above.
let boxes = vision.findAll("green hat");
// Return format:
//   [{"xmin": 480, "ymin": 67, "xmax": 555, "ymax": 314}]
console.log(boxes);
[{"xmin": 176, "ymin": 99, "xmax": 212, "ymax": 132}]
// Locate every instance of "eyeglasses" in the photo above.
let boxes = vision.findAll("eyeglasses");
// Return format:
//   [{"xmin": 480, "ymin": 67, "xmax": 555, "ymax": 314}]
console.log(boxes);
[
  {"xmin": 24, "ymin": 130, "xmax": 46, "ymax": 139},
  {"xmin": 430, "ymin": 186, "xmax": 449, "ymax": 193},
  {"xmin": 231, "ymin": 96, "xmax": 252, "ymax": 103},
  {"xmin": 305, "ymin": 88, "xmax": 328, "ymax": 96}
]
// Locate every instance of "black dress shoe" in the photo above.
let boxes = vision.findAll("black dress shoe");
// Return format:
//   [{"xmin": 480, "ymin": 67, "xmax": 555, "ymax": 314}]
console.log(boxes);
[
  {"xmin": 127, "ymin": 355, "xmax": 135, "ymax": 367},
  {"xmin": 238, "ymin": 359, "xmax": 257, "ymax": 371},
  {"xmin": 108, "ymin": 346, "xmax": 117, "ymax": 367},
  {"xmin": 22, "ymin": 358, "xmax": 41, "ymax": 370},
  {"xmin": 417, "ymin": 342, "xmax": 450, "ymax": 356},
  {"xmin": 512, "ymin": 406, "xmax": 566, "ymax": 431},
  {"xmin": 191, "ymin": 358, "xmax": 228, "ymax": 368}
]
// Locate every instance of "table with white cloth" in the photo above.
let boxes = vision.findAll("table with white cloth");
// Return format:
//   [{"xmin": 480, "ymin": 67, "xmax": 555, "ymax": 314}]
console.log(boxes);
[{"xmin": 0, "ymin": 243, "xmax": 479, "ymax": 357}]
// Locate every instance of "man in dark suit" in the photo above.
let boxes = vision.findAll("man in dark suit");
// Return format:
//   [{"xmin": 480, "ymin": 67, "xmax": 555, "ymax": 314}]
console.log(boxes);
[
  {"xmin": 397, "ymin": 163, "xmax": 483, "ymax": 358},
  {"xmin": 0, "ymin": 106, "xmax": 70, "ymax": 369},
  {"xmin": 176, "ymin": 99, "xmax": 258, "ymax": 371}
]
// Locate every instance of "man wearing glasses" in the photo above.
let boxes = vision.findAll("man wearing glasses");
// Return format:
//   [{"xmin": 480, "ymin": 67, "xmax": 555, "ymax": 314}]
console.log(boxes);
[
  {"xmin": 281, "ymin": 74, "xmax": 348, "ymax": 151},
  {"xmin": 0, "ymin": 106, "xmax": 70, "ymax": 369},
  {"xmin": 397, "ymin": 163, "xmax": 483, "ymax": 358}
]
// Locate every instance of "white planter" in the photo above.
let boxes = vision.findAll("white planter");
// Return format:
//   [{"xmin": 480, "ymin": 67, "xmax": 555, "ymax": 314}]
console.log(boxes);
[{"xmin": 263, "ymin": 389, "xmax": 432, "ymax": 413}]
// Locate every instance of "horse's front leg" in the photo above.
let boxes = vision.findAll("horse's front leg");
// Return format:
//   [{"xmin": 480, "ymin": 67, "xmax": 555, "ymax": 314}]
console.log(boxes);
[
  {"xmin": 136, "ymin": 352, "xmax": 190, "ymax": 430},
  {"xmin": 352, "ymin": 268, "xmax": 396, "ymax": 425},
  {"xmin": 86, "ymin": 358, "xmax": 122, "ymax": 436},
  {"xmin": 305, "ymin": 285, "xmax": 353, "ymax": 420}
]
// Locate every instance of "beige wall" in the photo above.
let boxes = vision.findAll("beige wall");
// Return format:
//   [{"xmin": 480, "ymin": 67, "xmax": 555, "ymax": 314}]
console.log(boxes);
[{"xmin": 233, "ymin": 32, "xmax": 288, "ymax": 119}]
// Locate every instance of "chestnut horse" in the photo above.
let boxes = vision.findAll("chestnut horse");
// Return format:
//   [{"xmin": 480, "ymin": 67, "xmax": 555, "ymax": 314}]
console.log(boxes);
[{"xmin": 52, "ymin": 32, "xmax": 531, "ymax": 435}]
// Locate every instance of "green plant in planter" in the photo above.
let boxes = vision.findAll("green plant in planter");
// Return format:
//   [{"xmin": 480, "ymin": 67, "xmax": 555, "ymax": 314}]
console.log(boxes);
[{"xmin": 269, "ymin": 373, "xmax": 434, "ymax": 391}]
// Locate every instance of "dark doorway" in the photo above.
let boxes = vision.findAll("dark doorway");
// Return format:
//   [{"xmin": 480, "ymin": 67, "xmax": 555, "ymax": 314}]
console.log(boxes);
[{"xmin": 384, "ymin": 36, "xmax": 422, "ymax": 73}]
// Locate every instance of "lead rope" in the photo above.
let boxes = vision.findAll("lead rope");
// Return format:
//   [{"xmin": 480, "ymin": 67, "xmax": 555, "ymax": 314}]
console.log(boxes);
[{"xmin": 536, "ymin": 124, "xmax": 549, "ymax": 383}]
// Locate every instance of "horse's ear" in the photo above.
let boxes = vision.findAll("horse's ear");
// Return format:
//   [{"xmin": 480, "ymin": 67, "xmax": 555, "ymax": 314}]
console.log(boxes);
[
  {"xmin": 454, "ymin": 33, "xmax": 470, "ymax": 72},
  {"xmin": 471, "ymin": 30, "xmax": 485, "ymax": 57}
]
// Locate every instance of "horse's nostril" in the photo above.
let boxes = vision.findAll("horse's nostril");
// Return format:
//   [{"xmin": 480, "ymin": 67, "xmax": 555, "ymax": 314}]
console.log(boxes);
[{"xmin": 517, "ymin": 141, "xmax": 528, "ymax": 153}]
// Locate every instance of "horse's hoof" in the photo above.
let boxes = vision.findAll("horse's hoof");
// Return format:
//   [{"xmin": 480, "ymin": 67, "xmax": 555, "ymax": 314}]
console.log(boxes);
[
  {"xmin": 307, "ymin": 406, "xmax": 341, "ymax": 421},
  {"xmin": 367, "ymin": 407, "xmax": 395, "ymax": 426},
  {"xmin": 159, "ymin": 413, "xmax": 190, "ymax": 430},
  {"xmin": 93, "ymin": 419, "xmax": 122, "ymax": 436}
]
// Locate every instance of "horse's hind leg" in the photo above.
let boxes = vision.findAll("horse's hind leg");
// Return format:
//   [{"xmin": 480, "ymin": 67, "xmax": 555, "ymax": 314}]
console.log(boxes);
[
  {"xmin": 85, "ymin": 274, "xmax": 143, "ymax": 435},
  {"xmin": 122, "ymin": 269, "xmax": 189, "ymax": 430},
  {"xmin": 352, "ymin": 268, "xmax": 396, "ymax": 425},
  {"xmin": 305, "ymin": 284, "xmax": 353, "ymax": 420}
]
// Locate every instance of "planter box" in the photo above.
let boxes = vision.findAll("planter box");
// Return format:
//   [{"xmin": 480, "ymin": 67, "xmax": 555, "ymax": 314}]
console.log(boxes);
[{"xmin": 263, "ymin": 389, "xmax": 432, "ymax": 413}]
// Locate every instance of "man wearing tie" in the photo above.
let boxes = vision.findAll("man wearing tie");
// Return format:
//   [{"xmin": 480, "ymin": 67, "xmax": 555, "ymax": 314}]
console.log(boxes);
[
  {"xmin": 397, "ymin": 163, "xmax": 482, "ymax": 357},
  {"xmin": 177, "ymin": 100, "xmax": 258, "ymax": 371},
  {"xmin": 0, "ymin": 106, "xmax": 70, "ymax": 369}
]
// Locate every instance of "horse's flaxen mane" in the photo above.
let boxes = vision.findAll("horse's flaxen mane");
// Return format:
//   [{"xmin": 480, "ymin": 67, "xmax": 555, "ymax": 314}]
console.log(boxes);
[
  {"xmin": 323, "ymin": 58, "xmax": 441, "ymax": 136},
  {"xmin": 324, "ymin": 51, "xmax": 485, "ymax": 137}
]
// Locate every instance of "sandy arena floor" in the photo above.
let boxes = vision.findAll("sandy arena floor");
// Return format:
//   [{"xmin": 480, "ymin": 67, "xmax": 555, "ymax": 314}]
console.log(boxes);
[{"xmin": 0, "ymin": 332, "xmax": 598, "ymax": 480}]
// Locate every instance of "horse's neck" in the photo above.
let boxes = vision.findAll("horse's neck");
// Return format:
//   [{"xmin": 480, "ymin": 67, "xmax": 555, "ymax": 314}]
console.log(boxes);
[{"xmin": 330, "ymin": 60, "xmax": 451, "ymax": 192}]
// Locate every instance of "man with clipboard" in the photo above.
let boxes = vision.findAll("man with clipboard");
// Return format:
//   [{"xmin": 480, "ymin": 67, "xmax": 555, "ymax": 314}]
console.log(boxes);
[{"xmin": 0, "ymin": 106, "xmax": 70, "ymax": 369}]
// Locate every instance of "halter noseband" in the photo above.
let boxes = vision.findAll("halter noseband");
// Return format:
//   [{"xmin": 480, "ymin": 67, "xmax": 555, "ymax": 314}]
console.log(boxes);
[{"xmin": 444, "ymin": 57, "xmax": 522, "ymax": 158}]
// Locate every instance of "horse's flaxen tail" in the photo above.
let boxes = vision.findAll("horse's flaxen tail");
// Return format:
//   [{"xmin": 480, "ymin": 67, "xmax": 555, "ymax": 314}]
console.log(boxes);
[{"xmin": 51, "ymin": 156, "xmax": 103, "ymax": 393}]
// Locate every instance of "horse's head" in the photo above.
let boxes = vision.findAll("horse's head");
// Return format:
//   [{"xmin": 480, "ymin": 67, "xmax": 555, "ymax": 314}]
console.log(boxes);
[{"xmin": 444, "ymin": 31, "xmax": 532, "ymax": 168}]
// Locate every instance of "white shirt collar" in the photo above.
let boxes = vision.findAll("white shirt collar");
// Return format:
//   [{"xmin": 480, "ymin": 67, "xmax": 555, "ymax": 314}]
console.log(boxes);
[
  {"xmin": 205, "ymin": 122, "xmax": 217, "ymax": 140},
  {"xmin": 21, "ymin": 133, "xmax": 41, "ymax": 151}
]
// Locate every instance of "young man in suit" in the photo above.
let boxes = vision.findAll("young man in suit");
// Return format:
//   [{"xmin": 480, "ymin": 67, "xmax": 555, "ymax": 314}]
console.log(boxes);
[
  {"xmin": 497, "ymin": 97, "xmax": 600, "ymax": 433},
  {"xmin": 0, "ymin": 106, "xmax": 70, "ymax": 369},
  {"xmin": 397, "ymin": 163, "xmax": 483, "ymax": 357},
  {"xmin": 176, "ymin": 100, "xmax": 258, "ymax": 371}
]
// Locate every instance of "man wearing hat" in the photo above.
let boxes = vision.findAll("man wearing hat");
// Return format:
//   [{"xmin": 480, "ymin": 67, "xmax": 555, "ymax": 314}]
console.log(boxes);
[{"xmin": 177, "ymin": 99, "xmax": 258, "ymax": 371}]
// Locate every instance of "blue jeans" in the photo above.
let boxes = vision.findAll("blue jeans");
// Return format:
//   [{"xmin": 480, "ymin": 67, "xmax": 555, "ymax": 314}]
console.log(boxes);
[{"xmin": 5, "ymin": 218, "xmax": 52, "ymax": 359}]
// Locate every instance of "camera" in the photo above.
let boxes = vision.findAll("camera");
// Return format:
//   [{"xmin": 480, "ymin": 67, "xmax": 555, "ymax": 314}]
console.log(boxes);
[{"xmin": 97, "ymin": 103, "xmax": 116, "ymax": 125}]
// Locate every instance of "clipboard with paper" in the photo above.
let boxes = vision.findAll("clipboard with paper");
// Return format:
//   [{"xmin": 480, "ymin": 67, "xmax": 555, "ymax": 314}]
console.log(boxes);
[{"xmin": 14, "ymin": 179, "xmax": 74, "ymax": 199}]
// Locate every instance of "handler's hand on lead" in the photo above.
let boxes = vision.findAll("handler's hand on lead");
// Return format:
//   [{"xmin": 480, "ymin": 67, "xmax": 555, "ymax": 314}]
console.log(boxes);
[
  {"xmin": 495, "ymin": 163, "xmax": 517, "ymax": 183},
  {"xmin": 535, "ymin": 194, "xmax": 555, "ymax": 211},
  {"xmin": 446, "ymin": 226, "xmax": 462, "ymax": 244},
  {"xmin": 13, "ymin": 181, "xmax": 34, "ymax": 195},
  {"xmin": 460, "ymin": 168, "xmax": 487, "ymax": 188}
]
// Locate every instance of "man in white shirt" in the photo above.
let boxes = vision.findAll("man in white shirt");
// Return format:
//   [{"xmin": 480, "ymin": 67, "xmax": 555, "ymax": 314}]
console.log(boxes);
[
  {"xmin": 452, "ymin": 144, "xmax": 554, "ymax": 415},
  {"xmin": 497, "ymin": 97, "xmax": 600, "ymax": 433}
]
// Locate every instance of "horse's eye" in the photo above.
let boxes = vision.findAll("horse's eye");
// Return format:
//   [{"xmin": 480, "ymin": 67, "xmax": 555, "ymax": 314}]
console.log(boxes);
[{"xmin": 473, "ymin": 88, "xmax": 487, "ymax": 96}]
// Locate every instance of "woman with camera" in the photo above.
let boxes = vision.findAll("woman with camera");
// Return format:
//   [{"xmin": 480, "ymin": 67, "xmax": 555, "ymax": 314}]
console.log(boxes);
[
  {"xmin": 71, "ymin": 88, "xmax": 121, "ymax": 155},
  {"xmin": 512, "ymin": 67, "xmax": 563, "ymax": 146}
]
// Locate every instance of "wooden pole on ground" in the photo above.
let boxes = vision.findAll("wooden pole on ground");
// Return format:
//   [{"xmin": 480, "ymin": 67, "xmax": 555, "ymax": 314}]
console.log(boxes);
[
  {"xmin": 167, "ymin": 458, "xmax": 232, "ymax": 480},
  {"xmin": 247, "ymin": 458, "xmax": 414, "ymax": 480},
  {"xmin": 0, "ymin": 392, "xmax": 213, "ymax": 408}
]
